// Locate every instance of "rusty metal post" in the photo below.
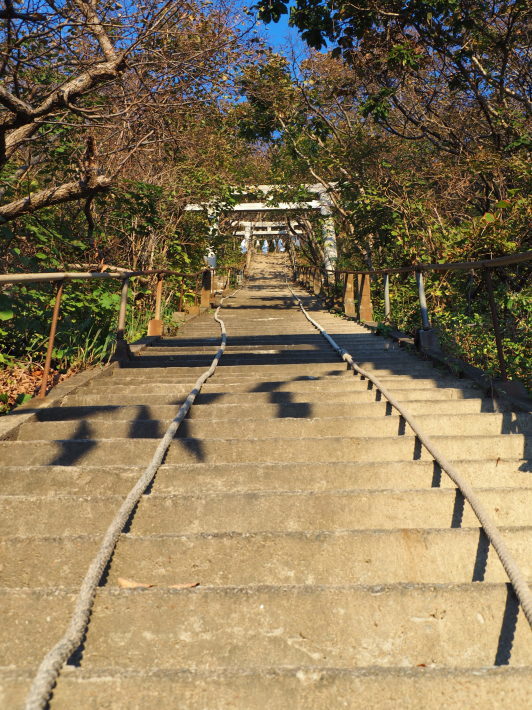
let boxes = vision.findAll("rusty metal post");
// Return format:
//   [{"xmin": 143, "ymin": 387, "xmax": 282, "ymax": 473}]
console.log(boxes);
[
  {"xmin": 117, "ymin": 277, "xmax": 129, "ymax": 339},
  {"xmin": 343, "ymin": 273, "xmax": 356, "ymax": 317},
  {"xmin": 38, "ymin": 280, "xmax": 64, "ymax": 399},
  {"xmin": 484, "ymin": 268, "xmax": 508, "ymax": 380},
  {"xmin": 384, "ymin": 273, "xmax": 391, "ymax": 322},
  {"xmin": 357, "ymin": 273, "xmax": 373, "ymax": 321},
  {"xmin": 415, "ymin": 269, "xmax": 440, "ymax": 352},
  {"xmin": 147, "ymin": 275, "xmax": 164, "ymax": 336},
  {"xmin": 200, "ymin": 268, "xmax": 211, "ymax": 309},
  {"xmin": 114, "ymin": 277, "xmax": 133, "ymax": 361}
]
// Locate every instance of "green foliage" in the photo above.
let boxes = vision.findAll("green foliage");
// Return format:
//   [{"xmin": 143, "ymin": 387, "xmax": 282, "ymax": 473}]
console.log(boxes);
[{"xmin": 369, "ymin": 269, "xmax": 531, "ymax": 388}]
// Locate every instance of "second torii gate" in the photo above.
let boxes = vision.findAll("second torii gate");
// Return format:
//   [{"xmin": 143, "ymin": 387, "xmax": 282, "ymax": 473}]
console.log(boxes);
[{"xmin": 185, "ymin": 184, "xmax": 338, "ymax": 272}]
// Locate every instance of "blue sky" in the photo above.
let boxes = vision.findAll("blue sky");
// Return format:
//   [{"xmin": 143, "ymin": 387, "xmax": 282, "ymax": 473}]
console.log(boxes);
[
  {"xmin": 259, "ymin": 8, "xmax": 296, "ymax": 51},
  {"xmin": 237, "ymin": 1, "xmax": 301, "ymax": 55}
]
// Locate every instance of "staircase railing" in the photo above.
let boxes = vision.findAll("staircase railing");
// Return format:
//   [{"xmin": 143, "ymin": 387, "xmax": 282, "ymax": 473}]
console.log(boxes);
[
  {"xmin": 295, "ymin": 251, "xmax": 531, "ymax": 383},
  {"xmin": 0, "ymin": 266, "xmax": 239, "ymax": 398}
]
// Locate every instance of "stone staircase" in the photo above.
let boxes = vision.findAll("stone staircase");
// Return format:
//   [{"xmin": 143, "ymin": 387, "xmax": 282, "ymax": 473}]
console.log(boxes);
[{"xmin": 1, "ymin": 252, "xmax": 531, "ymax": 708}]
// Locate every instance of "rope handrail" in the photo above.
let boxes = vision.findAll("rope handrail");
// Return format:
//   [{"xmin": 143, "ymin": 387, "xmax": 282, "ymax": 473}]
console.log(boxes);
[
  {"xmin": 23, "ymin": 290, "xmax": 236, "ymax": 710},
  {"xmin": 288, "ymin": 283, "xmax": 532, "ymax": 630}
]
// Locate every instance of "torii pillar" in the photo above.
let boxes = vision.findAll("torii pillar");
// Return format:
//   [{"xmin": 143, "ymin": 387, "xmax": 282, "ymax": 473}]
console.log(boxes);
[{"xmin": 318, "ymin": 189, "xmax": 337, "ymax": 277}]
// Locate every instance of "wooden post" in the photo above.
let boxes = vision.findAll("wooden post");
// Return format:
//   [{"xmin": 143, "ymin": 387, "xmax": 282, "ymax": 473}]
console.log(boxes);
[
  {"xmin": 147, "ymin": 275, "xmax": 164, "ymax": 336},
  {"xmin": 343, "ymin": 273, "xmax": 356, "ymax": 317},
  {"xmin": 38, "ymin": 280, "xmax": 64, "ymax": 398},
  {"xmin": 357, "ymin": 273, "xmax": 373, "ymax": 321}
]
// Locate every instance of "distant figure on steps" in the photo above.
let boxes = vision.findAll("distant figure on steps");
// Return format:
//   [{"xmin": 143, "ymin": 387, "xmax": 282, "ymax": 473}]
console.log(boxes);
[
  {"xmin": 240, "ymin": 238, "xmax": 248, "ymax": 254},
  {"xmin": 262, "ymin": 240, "xmax": 269, "ymax": 254},
  {"xmin": 277, "ymin": 239, "xmax": 285, "ymax": 252}
]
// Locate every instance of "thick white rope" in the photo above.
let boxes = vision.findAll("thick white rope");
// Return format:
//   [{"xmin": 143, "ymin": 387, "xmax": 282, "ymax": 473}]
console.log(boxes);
[
  {"xmin": 288, "ymin": 285, "xmax": 532, "ymax": 629},
  {"xmin": 24, "ymin": 296, "xmax": 234, "ymax": 710}
]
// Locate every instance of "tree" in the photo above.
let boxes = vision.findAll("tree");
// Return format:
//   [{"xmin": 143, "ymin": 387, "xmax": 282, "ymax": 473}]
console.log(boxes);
[
  {"xmin": 0, "ymin": 0, "xmax": 262, "ymax": 224},
  {"xmin": 255, "ymin": 1, "xmax": 531, "ymax": 159}
]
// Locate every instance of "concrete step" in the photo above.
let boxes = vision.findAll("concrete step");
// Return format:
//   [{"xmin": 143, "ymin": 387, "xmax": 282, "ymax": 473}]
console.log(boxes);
[
  {"xmin": 2, "ymin": 488, "xmax": 531, "ymax": 536},
  {"xmin": 186, "ymin": 399, "xmax": 496, "ymax": 418},
  {"xmin": 84, "ymin": 377, "xmax": 477, "ymax": 395},
  {"xmin": 2, "ymin": 527, "xmax": 529, "ymax": 588},
  {"xmin": 106, "ymin": 369, "xmax": 356, "ymax": 383},
  {"xmin": 15, "ymin": 399, "xmax": 497, "ymax": 426},
  {"xmin": 146, "ymin": 343, "xmax": 400, "ymax": 356},
  {"xmin": 2, "ymin": 666, "xmax": 525, "ymax": 710},
  {"xmin": 15, "ymin": 413, "xmax": 532, "ymax": 442},
  {"xmin": 119, "ymin": 362, "xmax": 352, "ymax": 375},
  {"xmin": 1, "ymin": 459, "xmax": 528, "ymax": 496},
  {"xmin": 102, "ymin": 368, "xmax": 453, "ymax": 387},
  {"xmin": 157, "ymin": 335, "xmax": 379, "ymax": 347},
  {"xmin": 2, "ymin": 432, "xmax": 530, "ymax": 467},
  {"xmin": 59, "ymin": 386, "xmax": 485, "ymax": 407},
  {"xmin": 1, "ymin": 584, "xmax": 529, "ymax": 669},
  {"xmin": 2, "ymin": 266, "xmax": 531, "ymax": 710},
  {"xmin": 133, "ymin": 355, "xmax": 344, "ymax": 368}
]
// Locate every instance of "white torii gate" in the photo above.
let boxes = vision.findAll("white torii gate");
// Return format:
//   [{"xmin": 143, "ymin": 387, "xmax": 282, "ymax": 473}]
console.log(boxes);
[{"xmin": 185, "ymin": 184, "xmax": 337, "ymax": 271}]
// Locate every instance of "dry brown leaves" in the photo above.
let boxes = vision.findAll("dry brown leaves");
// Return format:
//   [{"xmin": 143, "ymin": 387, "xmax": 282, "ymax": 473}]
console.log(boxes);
[{"xmin": 0, "ymin": 364, "xmax": 77, "ymax": 413}]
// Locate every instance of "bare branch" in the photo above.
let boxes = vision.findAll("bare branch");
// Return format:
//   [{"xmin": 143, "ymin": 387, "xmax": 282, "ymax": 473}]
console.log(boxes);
[{"xmin": 0, "ymin": 175, "xmax": 111, "ymax": 223}]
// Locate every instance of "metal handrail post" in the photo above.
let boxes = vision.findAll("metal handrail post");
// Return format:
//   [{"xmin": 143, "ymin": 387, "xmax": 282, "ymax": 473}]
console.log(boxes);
[
  {"xmin": 384, "ymin": 273, "xmax": 391, "ymax": 323},
  {"xmin": 416, "ymin": 270, "xmax": 431, "ymax": 330},
  {"xmin": 114, "ymin": 277, "xmax": 133, "ymax": 361},
  {"xmin": 38, "ymin": 280, "xmax": 64, "ymax": 399},
  {"xmin": 116, "ymin": 277, "xmax": 130, "ymax": 341}
]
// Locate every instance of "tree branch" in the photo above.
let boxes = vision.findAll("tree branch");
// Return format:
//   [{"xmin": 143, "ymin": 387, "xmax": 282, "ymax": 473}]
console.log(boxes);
[{"xmin": 0, "ymin": 175, "xmax": 111, "ymax": 223}]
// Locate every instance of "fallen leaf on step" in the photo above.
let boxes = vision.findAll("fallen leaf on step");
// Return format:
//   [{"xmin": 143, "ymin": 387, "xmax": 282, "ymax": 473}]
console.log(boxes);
[
  {"xmin": 117, "ymin": 577, "xmax": 154, "ymax": 589},
  {"xmin": 169, "ymin": 582, "xmax": 200, "ymax": 589}
]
